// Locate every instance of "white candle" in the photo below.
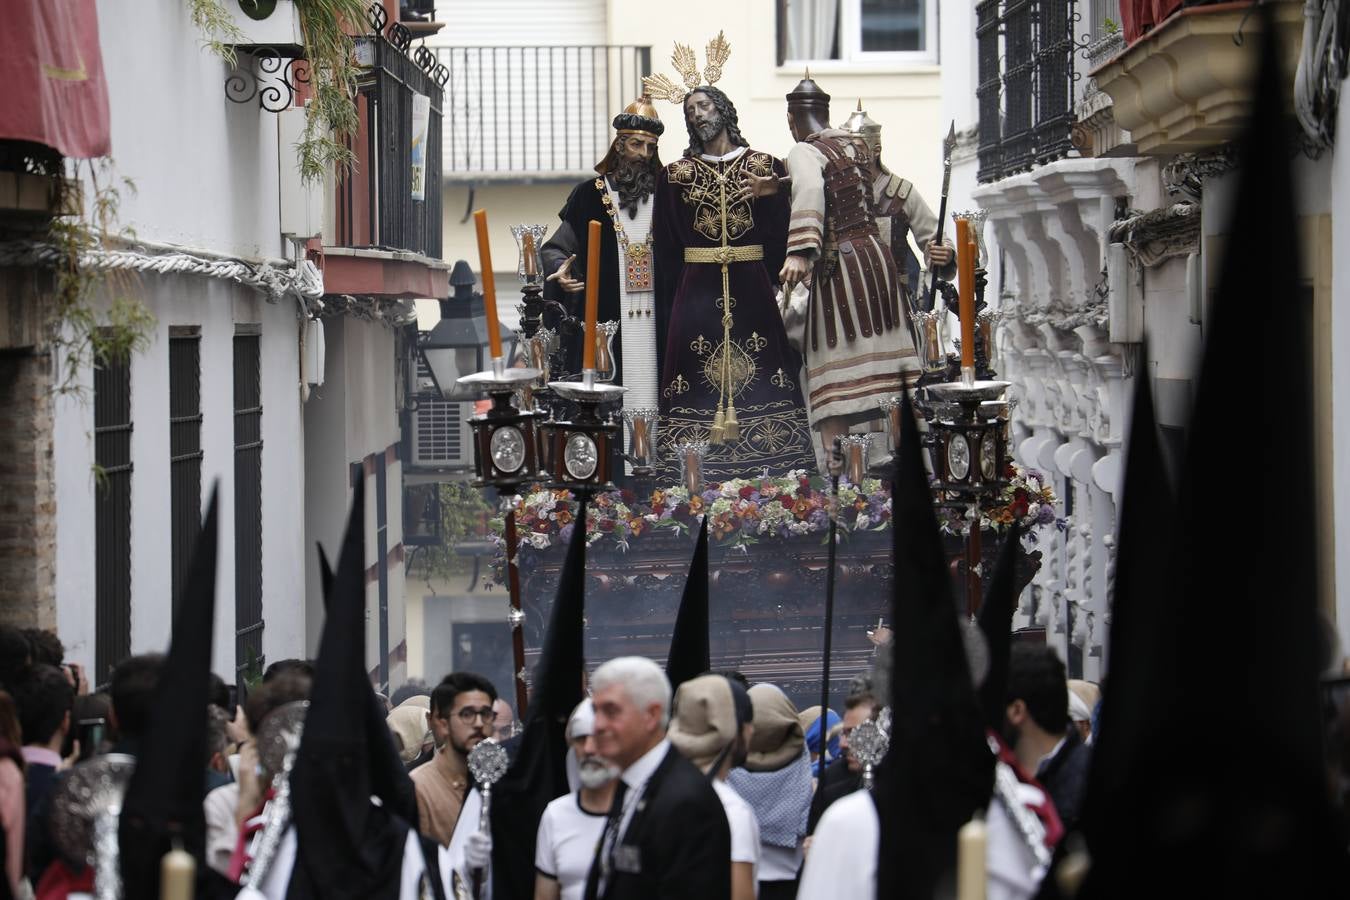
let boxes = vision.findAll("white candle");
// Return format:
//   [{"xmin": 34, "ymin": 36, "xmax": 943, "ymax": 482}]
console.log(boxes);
[
  {"xmin": 957, "ymin": 816, "xmax": 987, "ymax": 900},
  {"xmin": 160, "ymin": 847, "xmax": 195, "ymax": 900}
]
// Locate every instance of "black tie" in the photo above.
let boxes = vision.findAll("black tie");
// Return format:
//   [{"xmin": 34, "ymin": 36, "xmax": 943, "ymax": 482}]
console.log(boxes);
[{"xmin": 583, "ymin": 779, "xmax": 630, "ymax": 900}]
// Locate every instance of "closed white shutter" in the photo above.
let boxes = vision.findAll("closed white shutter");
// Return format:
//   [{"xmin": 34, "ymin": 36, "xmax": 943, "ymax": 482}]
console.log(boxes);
[
  {"xmin": 426, "ymin": 1, "xmax": 647, "ymax": 179},
  {"xmin": 426, "ymin": 0, "xmax": 606, "ymax": 46}
]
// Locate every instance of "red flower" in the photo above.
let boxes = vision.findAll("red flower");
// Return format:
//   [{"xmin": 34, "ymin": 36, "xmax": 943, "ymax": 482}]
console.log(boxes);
[
  {"xmin": 1010, "ymin": 497, "xmax": 1029, "ymax": 520},
  {"xmin": 739, "ymin": 485, "xmax": 757, "ymax": 500},
  {"xmin": 620, "ymin": 488, "xmax": 636, "ymax": 504}
]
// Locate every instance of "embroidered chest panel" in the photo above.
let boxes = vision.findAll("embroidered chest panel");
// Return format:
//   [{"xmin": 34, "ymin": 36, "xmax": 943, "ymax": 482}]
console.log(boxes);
[{"xmin": 667, "ymin": 151, "xmax": 774, "ymax": 243}]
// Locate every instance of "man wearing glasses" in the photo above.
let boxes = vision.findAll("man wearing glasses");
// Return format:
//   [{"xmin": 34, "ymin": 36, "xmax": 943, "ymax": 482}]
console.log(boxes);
[{"xmin": 411, "ymin": 671, "xmax": 499, "ymax": 846}]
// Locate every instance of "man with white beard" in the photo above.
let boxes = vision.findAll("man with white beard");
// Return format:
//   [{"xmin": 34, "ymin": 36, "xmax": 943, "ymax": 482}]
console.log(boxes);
[{"xmin": 532, "ymin": 699, "xmax": 618, "ymax": 900}]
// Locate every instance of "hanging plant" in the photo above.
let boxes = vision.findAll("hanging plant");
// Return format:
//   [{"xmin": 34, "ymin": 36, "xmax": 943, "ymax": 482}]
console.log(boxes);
[
  {"xmin": 191, "ymin": 0, "xmax": 371, "ymax": 184},
  {"xmin": 42, "ymin": 153, "xmax": 157, "ymax": 396}
]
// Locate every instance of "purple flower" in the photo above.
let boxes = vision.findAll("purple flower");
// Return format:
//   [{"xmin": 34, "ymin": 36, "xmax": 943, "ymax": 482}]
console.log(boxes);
[
  {"xmin": 558, "ymin": 523, "xmax": 575, "ymax": 544},
  {"xmin": 702, "ymin": 488, "xmax": 720, "ymax": 503},
  {"xmin": 808, "ymin": 508, "xmax": 829, "ymax": 528},
  {"xmin": 1036, "ymin": 505, "xmax": 1057, "ymax": 526}
]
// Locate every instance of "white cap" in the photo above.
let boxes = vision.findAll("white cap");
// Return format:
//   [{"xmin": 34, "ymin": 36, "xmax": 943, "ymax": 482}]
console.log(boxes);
[{"xmin": 567, "ymin": 698, "xmax": 596, "ymax": 740}]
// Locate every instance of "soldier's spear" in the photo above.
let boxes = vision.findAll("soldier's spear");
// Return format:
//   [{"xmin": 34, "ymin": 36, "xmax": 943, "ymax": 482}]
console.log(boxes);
[{"xmin": 924, "ymin": 122, "xmax": 957, "ymax": 312}]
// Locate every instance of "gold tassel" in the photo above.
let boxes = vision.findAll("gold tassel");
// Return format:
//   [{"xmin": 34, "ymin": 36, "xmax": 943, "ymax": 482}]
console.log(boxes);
[
  {"xmin": 722, "ymin": 402, "xmax": 740, "ymax": 442},
  {"xmin": 709, "ymin": 407, "xmax": 726, "ymax": 445}
]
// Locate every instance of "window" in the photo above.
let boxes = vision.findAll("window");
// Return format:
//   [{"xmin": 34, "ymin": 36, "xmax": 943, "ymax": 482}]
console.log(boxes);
[
  {"xmin": 233, "ymin": 331, "xmax": 264, "ymax": 681},
  {"xmin": 94, "ymin": 347, "xmax": 133, "ymax": 685},
  {"xmin": 169, "ymin": 329, "xmax": 202, "ymax": 618},
  {"xmin": 778, "ymin": 0, "xmax": 935, "ymax": 66}
]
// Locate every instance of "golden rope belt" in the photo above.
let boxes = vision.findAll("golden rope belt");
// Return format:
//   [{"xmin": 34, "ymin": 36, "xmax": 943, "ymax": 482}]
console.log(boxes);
[{"xmin": 682, "ymin": 245, "xmax": 765, "ymax": 264}]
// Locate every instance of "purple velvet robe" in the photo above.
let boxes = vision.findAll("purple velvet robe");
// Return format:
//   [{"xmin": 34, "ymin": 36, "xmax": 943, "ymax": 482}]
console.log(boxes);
[{"xmin": 653, "ymin": 148, "xmax": 815, "ymax": 481}]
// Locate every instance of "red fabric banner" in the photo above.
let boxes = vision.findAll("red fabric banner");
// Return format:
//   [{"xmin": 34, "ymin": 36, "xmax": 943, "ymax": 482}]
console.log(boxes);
[{"xmin": 0, "ymin": 0, "xmax": 111, "ymax": 158}]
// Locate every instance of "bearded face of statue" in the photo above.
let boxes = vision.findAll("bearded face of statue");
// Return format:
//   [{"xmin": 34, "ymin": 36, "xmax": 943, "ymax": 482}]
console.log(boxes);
[
  {"xmin": 685, "ymin": 91, "xmax": 725, "ymax": 144},
  {"xmin": 607, "ymin": 134, "xmax": 661, "ymax": 218}
]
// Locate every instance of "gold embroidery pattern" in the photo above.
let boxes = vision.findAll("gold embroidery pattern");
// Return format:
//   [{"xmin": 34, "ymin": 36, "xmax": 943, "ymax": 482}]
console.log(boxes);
[
  {"xmin": 699, "ymin": 340, "xmax": 758, "ymax": 398},
  {"xmin": 671, "ymin": 156, "xmax": 762, "ymax": 243},
  {"xmin": 745, "ymin": 332, "xmax": 768, "ymax": 353},
  {"xmin": 657, "ymin": 399, "xmax": 814, "ymax": 478},
  {"xmin": 664, "ymin": 374, "xmax": 690, "ymax": 397},
  {"xmin": 668, "ymin": 159, "xmax": 696, "ymax": 184},
  {"xmin": 771, "ymin": 367, "xmax": 796, "ymax": 390},
  {"xmin": 690, "ymin": 334, "xmax": 713, "ymax": 355}
]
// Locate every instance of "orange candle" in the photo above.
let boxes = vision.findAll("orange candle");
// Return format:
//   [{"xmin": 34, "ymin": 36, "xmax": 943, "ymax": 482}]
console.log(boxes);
[
  {"xmin": 523, "ymin": 232, "xmax": 537, "ymax": 278},
  {"xmin": 582, "ymin": 220, "xmax": 601, "ymax": 371},
  {"xmin": 473, "ymin": 209, "xmax": 503, "ymax": 361},
  {"xmin": 956, "ymin": 217, "xmax": 976, "ymax": 374}
]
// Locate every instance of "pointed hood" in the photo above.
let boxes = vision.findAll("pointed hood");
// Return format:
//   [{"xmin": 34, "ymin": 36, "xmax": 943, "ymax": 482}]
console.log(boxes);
[
  {"xmin": 490, "ymin": 501, "xmax": 590, "ymax": 900},
  {"xmin": 118, "ymin": 485, "xmax": 220, "ymax": 897},
  {"xmin": 288, "ymin": 480, "xmax": 410, "ymax": 900},
  {"xmin": 666, "ymin": 515, "xmax": 711, "ymax": 690},
  {"xmin": 874, "ymin": 390, "xmax": 993, "ymax": 899},
  {"xmin": 975, "ymin": 522, "xmax": 1023, "ymax": 731},
  {"xmin": 1078, "ymin": 11, "xmax": 1345, "ymax": 895},
  {"xmin": 316, "ymin": 537, "xmax": 417, "ymax": 822},
  {"xmin": 316, "ymin": 541, "xmax": 334, "ymax": 610}
]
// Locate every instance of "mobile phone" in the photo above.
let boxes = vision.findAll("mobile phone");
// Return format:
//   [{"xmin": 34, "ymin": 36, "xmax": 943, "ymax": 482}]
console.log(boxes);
[
  {"xmin": 77, "ymin": 717, "xmax": 107, "ymax": 761},
  {"xmin": 226, "ymin": 684, "xmax": 239, "ymax": 721}
]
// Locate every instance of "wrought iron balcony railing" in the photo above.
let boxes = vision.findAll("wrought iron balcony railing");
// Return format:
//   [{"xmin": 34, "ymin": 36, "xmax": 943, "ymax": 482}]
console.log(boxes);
[
  {"xmin": 976, "ymin": 0, "xmax": 1080, "ymax": 183},
  {"xmin": 433, "ymin": 45, "xmax": 651, "ymax": 181},
  {"xmin": 333, "ymin": 27, "xmax": 445, "ymax": 258}
]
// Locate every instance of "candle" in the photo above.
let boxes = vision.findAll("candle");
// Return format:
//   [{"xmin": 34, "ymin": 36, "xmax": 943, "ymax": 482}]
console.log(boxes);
[
  {"xmin": 631, "ymin": 417, "xmax": 650, "ymax": 462},
  {"xmin": 957, "ymin": 817, "xmax": 988, "ymax": 900},
  {"xmin": 582, "ymin": 220, "xmax": 601, "ymax": 371},
  {"xmin": 473, "ymin": 210, "xmax": 503, "ymax": 361},
  {"xmin": 956, "ymin": 217, "xmax": 976, "ymax": 378},
  {"xmin": 523, "ymin": 232, "xmax": 537, "ymax": 279},
  {"xmin": 160, "ymin": 847, "xmax": 195, "ymax": 900}
]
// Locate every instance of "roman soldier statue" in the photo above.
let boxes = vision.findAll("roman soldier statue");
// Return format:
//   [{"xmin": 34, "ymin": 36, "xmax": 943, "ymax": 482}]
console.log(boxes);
[
  {"xmin": 841, "ymin": 100, "xmax": 956, "ymax": 316},
  {"xmin": 645, "ymin": 33, "xmax": 815, "ymax": 481},
  {"xmin": 781, "ymin": 77, "xmax": 954, "ymax": 462}
]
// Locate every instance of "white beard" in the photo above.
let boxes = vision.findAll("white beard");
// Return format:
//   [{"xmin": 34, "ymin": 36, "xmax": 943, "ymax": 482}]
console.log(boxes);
[{"xmin": 578, "ymin": 759, "xmax": 620, "ymax": 790}]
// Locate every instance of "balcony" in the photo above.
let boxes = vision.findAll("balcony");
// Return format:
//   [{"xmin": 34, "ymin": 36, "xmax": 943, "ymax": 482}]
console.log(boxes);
[
  {"xmin": 333, "ymin": 34, "xmax": 444, "ymax": 259},
  {"xmin": 977, "ymin": 0, "xmax": 1080, "ymax": 183},
  {"xmin": 433, "ymin": 45, "xmax": 651, "ymax": 181},
  {"xmin": 1091, "ymin": 0, "xmax": 1304, "ymax": 157}
]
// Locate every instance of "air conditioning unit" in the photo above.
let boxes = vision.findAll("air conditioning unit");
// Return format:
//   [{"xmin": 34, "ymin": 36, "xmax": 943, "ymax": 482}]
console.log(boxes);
[
  {"xmin": 412, "ymin": 393, "xmax": 474, "ymax": 470},
  {"xmin": 228, "ymin": 0, "xmax": 304, "ymax": 50}
]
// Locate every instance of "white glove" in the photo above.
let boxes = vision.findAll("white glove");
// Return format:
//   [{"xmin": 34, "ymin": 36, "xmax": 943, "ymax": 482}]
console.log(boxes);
[{"xmin": 465, "ymin": 830, "xmax": 493, "ymax": 869}]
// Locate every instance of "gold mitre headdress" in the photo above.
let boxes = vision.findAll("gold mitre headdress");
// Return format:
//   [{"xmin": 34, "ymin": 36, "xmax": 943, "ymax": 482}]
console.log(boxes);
[
  {"xmin": 643, "ymin": 31, "xmax": 731, "ymax": 103},
  {"xmin": 612, "ymin": 94, "xmax": 664, "ymax": 137}
]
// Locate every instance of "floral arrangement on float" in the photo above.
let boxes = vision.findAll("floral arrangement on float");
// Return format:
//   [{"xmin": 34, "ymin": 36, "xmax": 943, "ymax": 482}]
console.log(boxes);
[
  {"xmin": 934, "ymin": 464, "xmax": 1064, "ymax": 537},
  {"xmin": 489, "ymin": 464, "xmax": 1063, "ymax": 569}
]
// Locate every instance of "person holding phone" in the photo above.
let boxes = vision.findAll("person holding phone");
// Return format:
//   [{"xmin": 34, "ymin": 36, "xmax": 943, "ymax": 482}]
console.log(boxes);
[{"xmin": 12, "ymin": 664, "xmax": 75, "ymax": 884}]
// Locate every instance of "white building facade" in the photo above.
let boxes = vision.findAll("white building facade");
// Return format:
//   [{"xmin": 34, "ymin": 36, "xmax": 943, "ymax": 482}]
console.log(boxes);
[
  {"xmin": 0, "ymin": 0, "xmax": 441, "ymax": 690},
  {"xmin": 942, "ymin": 0, "xmax": 1350, "ymax": 677}
]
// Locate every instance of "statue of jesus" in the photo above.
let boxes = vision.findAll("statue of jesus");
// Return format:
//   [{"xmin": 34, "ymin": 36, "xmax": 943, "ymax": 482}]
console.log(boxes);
[{"xmin": 647, "ymin": 35, "xmax": 814, "ymax": 481}]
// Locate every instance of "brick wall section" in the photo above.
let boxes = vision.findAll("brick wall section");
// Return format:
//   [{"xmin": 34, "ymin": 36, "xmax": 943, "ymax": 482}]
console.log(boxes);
[{"xmin": 0, "ymin": 347, "xmax": 57, "ymax": 629}]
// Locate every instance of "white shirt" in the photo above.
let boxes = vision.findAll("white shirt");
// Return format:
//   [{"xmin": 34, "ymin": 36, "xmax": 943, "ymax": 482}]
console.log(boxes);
[
  {"xmin": 534, "ymin": 793, "xmax": 608, "ymax": 900},
  {"xmin": 615, "ymin": 738, "xmax": 671, "ymax": 841},
  {"xmin": 712, "ymin": 779, "xmax": 760, "ymax": 893},
  {"xmin": 758, "ymin": 843, "xmax": 802, "ymax": 882},
  {"xmin": 795, "ymin": 790, "xmax": 1041, "ymax": 900},
  {"xmin": 202, "ymin": 781, "xmax": 239, "ymax": 876}
]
